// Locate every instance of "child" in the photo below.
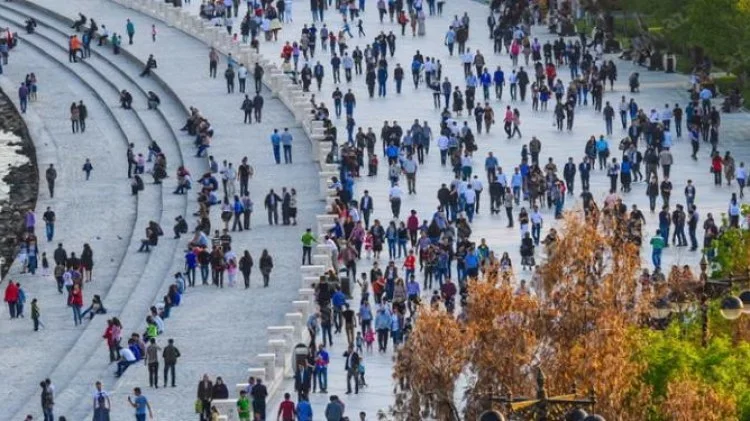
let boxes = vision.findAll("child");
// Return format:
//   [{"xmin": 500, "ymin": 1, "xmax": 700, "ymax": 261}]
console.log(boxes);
[
  {"xmin": 151, "ymin": 24, "xmax": 157, "ymax": 42},
  {"xmin": 135, "ymin": 153, "xmax": 145, "ymax": 174},
  {"xmin": 237, "ymin": 390, "xmax": 251, "ymax": 421},
  {"xmin": 82, "ymin": 158, "xmax": 93, "ymax": 180},
  {"xmin": 226, "ymin": 258, "xmax": 238, "ymax": 287},
  {"xmin": 358, "ymin": 360, "xmax": 367, "ymax": 386},
  {"xmin": 31, "ymin": 298, "xmax": 40, "ymax": 331},
  {"xmin": 41, "ymin": 252, "xmax": 49, "ymax": 276},
  {"xmin": 364, "ymin": 327, "xmax": 375, "ymax": 353},
  {"xmin": 363, "ymin": 231, "xmax": 373, "ymax": 259},
  {"xmin": 355, "ymin": 331, "xmax": 364, "ymax": 354}
]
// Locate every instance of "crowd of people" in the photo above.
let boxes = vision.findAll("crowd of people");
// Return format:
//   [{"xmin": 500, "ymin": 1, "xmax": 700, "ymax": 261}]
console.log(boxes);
[{"xmin": 3, "ymin": 0, "xmax": 747, "ymax": 419}]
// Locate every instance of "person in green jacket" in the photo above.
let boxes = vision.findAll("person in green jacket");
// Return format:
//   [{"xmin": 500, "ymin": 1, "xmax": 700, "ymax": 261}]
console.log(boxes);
[
  {"xmin": 301, "ymin": 228, "xmax": 318, "ymax": 266},
  {"xmin": 237, "ymin": 390, "xmax": 251, "ymax": 421},
  {"xmin": 31, "ymin": 298, "xmax": 40, "ymax": 331},
  {"xmin": 650, "ymin": 229, "xmax": 666, "ymax": 270}
]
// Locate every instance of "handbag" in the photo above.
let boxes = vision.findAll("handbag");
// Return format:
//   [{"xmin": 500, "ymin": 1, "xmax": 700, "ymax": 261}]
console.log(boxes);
[{"xmin": 194, "ymin": 399, "xmax": 203, "ymax": 414}]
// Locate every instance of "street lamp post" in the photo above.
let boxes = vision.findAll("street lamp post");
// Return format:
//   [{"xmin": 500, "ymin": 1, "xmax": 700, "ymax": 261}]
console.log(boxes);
[{"xmin": 483, "ymin": 368, "xmax": 602, "ymax": 421}]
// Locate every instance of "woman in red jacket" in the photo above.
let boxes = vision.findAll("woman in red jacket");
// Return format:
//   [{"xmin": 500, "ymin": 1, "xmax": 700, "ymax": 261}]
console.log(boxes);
[
  {"xmin": 4, "ymin": 281, "xmax": 19, "ymax": 319},
  {"xmin": 69, "ymin": 284, "xmax": 83, "ymax": 326},
  {"xmin": 711, "ymin": 152, "xmax": 723, "ymax": 186}
]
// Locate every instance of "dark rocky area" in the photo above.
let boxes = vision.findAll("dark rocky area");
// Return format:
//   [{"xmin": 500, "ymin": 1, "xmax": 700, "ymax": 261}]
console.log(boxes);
[{"xmin": 0, "ymin": 87, "xmax": 38, "ymax": 278}]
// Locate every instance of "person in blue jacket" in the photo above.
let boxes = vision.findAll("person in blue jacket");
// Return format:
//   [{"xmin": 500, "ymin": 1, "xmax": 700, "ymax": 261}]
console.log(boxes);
[
  {"xmin": 377, "ymin": 65, "xmax": 388, "ymax": 97},
  {"xmin": 493, "ymin": 66, "xmax": 505, "ymax": 100}
]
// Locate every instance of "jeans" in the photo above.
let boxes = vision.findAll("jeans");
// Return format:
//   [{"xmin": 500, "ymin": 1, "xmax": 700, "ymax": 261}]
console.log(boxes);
[
  {"xmin": 321, "ymin": 323, "xmax": 333, "ymax": 346},
  {"xmin": 660, "ymin": 223, "xmax": 670, "ymax": 246},
  {"xmin": 652, "ymin": 249, "xmax": 662, "ymax": 269},
  {"xmin": 377, "ymin": 328, "xmax": 389, "ymax": 351},
  {"xmin": 148, "ymin": 362, "xmax": 159, "ymax": 387},
  {"xmin": 72, "ymin": 305, "xmax": 82, "ymax": 325},
  {"xmin": 45, "ymin": 223, "xmax": 54, "ymax": 241},
  {"xmin": 317, "ymin": 366, "xmax": 328, "ymax": 391},
  {"xmin": 531, "ymin": 223, "xmax": 541, "ymax": 245},
  {"xmin": 302, "ymin": 246, "xmax": 312, "ymax": 265},
  {"xmin": 272, "ymin": 144, "xmax": 281, "ymax": 163},
  {"xmin": 387, "ymin": 240, "xmax": 397, "ymax": 259},
  {"xmin": 43, "ymin": 408, "xmax": 54, "ymax": 421},
  {"xmin": 200, "ymin": 265, "xmax": 209, "ymax": 284},
  {"xmin": 164, "ymin": 362, "xmax": 176, "ymax": 386},
  {"xmin": 20, "ymin": 98, "xmax": 27, "ymax": 113}
]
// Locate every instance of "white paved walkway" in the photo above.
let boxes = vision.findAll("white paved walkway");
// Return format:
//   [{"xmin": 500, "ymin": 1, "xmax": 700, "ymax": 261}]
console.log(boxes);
[{"xmin": 1, "ymin": 0, "xmax": 321, "ymax": 419}]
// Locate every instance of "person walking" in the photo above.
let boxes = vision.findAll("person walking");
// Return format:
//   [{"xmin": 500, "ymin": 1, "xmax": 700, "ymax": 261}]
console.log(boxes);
[
  {"xmin": 31, "ymin": 298, "xmax": 40, "ymax": 331},
  {"xmin": 270, "ymin": 129, "xmax": 281, "ymax": 164},
  {"xmin": 264, "ymin": 189, "xmax": 281, "ymax": 225},
  {"xmin": 69, "ymin": 284, "xmax": 83, "ymax": 326},
  {"xmin": 344, "ymin": 344, "xmax": 361, "ymax": 394},
  {"xmin": 259, "ymin": 249, "xmax": 273, "ymax": 287},
  {"xmin": 78, "ymin": 100, "xmax": 88, "ymax": 133},
  {"xmin": 18, "ymin": 82, "xmax": 29, "ymax": 114},
  {"xmin": 238, "ymin": 250, "xmax": 253, "ymax": 289},
  {"xmin": 5, "ymin": 280, "xmax": 19, "ymax": 319},
  {"xmin": 40, "ymin": 380, "xmax": 54, "ymax": 421},
  {"xmin": 197, "ymin": 375, "xmax": 213, "ymax": 421},
  {"xmin": 42, "ymin": 206, "xmax": 55, "ymax": 242},
  {"xmin": 281, "ymin": 128, "xmax": 293, "ymax": 164},
  {"xmin": 145, "ymin": 338, "xmax": 160, "ymax": 388},
  {"xmin": 46, "ymin": 164, "xmax": 57, "ymax": 198},
  {"xmin": 127, "ymin": 388, "xmax": 153, "ymax": 421},
  {"xmin": 162, "ymin": 338, "xmax": 180, "ymax": 387},
  {"xmin": 253, "ymin": 91, "xmax": 264, "ymax": 123},
  {"xmin": 92, "ymin": 381, "xmax": 111, "ymax": 421},
  {"xmin": 650, "ymin": 229, "xmax": 665, "ymax": 270},
  {"xmin": 301, "ymin": 228, "xmax": 316, "ymax": 265}
]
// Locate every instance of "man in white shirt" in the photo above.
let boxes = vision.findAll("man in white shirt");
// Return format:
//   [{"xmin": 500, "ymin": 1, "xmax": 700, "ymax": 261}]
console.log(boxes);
[
  {"xmin": 530, "ymin": 205, "xmax": 543, "ymax": 245},
  {"xmin": 659, "ymin": 104, "xmax": 672, "ymax": 131},
  {"xmin": 471, "ymin": 176, "xmax": 484, "ymax": 214},
  {"xmin": 461, "ymin": 48, "xmax": 474, "ymax": 76},
  {"xmin": 463, "ymin": 188, "xmax": 476, "ymax": 222},
  {"xmin": 618, "ymin": 95, "xmax": 628, "ymax": 129},
  {"xmin": 93, "ymin": 381, "xmax": 111, "ymax": 419},
  {"xmin": 115, "ymin": 346, "xmax": 137, "ymax": 377},
  {"xmin": 389, "ymin": 183, "xmax": 403, "ymax": 218},
  {"xmin": 437, "ymin": 135, "xmax": 450, "ymax": 166},
  {"xmin": 237, "ymin": 63, "xmax": 248, "ymax": 93}
]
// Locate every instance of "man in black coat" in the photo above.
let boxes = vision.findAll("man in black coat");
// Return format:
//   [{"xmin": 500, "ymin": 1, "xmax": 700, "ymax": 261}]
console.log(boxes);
[{"xmin": 343, "ymin": 344, "xmax": 361, "ymax": 394}]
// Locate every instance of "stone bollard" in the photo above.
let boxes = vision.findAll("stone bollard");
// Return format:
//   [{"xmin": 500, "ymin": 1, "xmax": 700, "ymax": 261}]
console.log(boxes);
[
  {"xmin": 293, "ymin": 300, "xmax": 312, "ymax": 319},
  {"xmin": 268, "ymin": 339, "xmax": 287, "ymax": 368},
  {"xmin": 301, "ymin": 265, "xmax": 326, "ymax": 280},
  {"xmin": 246, "ymin": 367, "xmax": 267, "ymax": 382},
  {"xmin": 285, "ymin": 312, "xmax": 304, "ymax": 340},
  {"xmin": 315, "ymin": 242, "xmax": 333, "ymax": 257},
  {"xmin": 267, "ymin": 326, "xmax": 296, "ymax": 345},
  {"xmin": 257, "ymin": 353, "xmax": 276, "ymax": 379},
  {"xmin": 312, "ymin": 254, "xmax": 329, "ymax": 267},
  {"xmin": 319, "ymin": 171, "xmax": 338, "ymax": 200},
  {"xmin": 299, "ymin": 288, "xmax": 316, "ymax": 305},
  {"xmin": 211, "ymin": 399, "xmax": 239, "ymax": 421},
  {"xmin": 302, "ymin": 276, "xmax": 320, "ymax": 289}
]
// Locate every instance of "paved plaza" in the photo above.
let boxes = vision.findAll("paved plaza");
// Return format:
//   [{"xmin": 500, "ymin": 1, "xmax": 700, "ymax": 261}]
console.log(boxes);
[{"xmin": 0, "ymin": 0, "xmax": 749, "ymax": 419}]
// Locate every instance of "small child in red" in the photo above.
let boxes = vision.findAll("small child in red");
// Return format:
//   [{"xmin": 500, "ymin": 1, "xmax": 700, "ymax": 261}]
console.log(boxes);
[{"xmin": 364, "ymin": 327, "xmax": 375, "ymax": 353}]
